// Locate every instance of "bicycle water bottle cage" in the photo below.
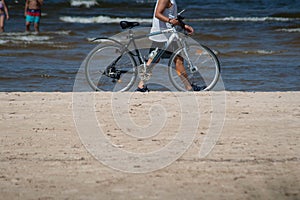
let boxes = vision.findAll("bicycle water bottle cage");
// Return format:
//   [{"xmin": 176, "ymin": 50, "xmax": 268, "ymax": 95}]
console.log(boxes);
[{"xmin": 120, "ymin": 21, "xmax": 140, "ymax": 29}]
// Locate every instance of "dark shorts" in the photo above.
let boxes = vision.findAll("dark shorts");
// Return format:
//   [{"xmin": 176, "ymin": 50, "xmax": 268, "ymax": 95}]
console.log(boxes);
[{"xmin": 149, "ymin": 41, "xmax": 180, "ymax": 59}]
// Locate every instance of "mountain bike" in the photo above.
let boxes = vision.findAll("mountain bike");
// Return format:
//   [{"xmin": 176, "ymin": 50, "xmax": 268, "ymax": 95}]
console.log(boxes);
[{"xmin": 85, "ymin": 11, "xmax": 220, "ymax": 92}]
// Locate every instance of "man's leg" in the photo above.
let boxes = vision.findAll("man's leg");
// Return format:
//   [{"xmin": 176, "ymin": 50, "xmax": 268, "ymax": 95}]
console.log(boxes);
[
  {"xmin": 174, "ymin": 55, "xmax": 192, "ymax": 91},
  {"xmin": 34, "ymin": 22, "xmax": 39, "ymax": 32},
  {"xmin": 33, "ymin": 15, "xmax": 40, "ymax": 33},
  {"xmin": 25, "ymin": 21, "xmax": 31, "ymax": 32},
  {"xmin": 25, "ymin": 14, "xmax": 32, "ymax": 32}
]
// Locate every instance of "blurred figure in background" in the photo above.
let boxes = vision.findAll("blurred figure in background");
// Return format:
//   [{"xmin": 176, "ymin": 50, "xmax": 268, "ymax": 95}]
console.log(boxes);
[
  {"xmin": 0, "ymin": 0, "xmax": 10, "ymax": 32},
  {"xmin": 25, "ymin": 0, "xmax": 43, "ymax": 32}
]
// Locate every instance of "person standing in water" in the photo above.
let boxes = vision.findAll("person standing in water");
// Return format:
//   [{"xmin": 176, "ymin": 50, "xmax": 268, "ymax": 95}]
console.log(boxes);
[
  {"xmin": 0, "ymin": 0, "xmax": 9, "ymax": 32},
  {"xmin": 25, "ymin": 0, "xmax": 43, "ymax": 32}
]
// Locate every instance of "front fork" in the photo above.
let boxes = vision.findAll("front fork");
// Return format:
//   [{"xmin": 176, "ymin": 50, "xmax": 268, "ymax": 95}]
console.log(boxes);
[{"xmin": 181, "ymin": 41, "xmax": 198, "ymax": 73}]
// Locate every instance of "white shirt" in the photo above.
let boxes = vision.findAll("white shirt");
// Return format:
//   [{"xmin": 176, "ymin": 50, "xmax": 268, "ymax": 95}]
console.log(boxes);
[{"xmin": 149, "ymin": 0, "xmax": 178, "ymax": 42}]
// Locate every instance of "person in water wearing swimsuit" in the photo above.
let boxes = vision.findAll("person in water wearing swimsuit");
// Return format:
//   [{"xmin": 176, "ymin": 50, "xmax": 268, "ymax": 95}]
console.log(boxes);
[
  {"xmin": 136, "ymin": 0, "xmax": 203, "ymax": 92},
  {"xmin": 0, "ymin": 0, "xmax": 9, "ymax": 32},
  {"xmin": 25, "ymin": 0, "xmax": 43, "ymax": 32}
]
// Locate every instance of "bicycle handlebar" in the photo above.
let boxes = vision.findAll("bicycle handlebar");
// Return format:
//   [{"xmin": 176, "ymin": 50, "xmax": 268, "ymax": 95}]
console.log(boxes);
[
  {"xmin": 174, "ymin": 9, "xmax": 191, "ymax": 36},
  {"xmin": 172, "ymin": 9, "xmax": 187, "ymax": 30}
]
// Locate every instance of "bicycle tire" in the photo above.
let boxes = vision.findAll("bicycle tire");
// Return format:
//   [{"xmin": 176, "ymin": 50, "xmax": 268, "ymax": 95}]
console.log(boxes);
[
  {"xmin": 85, "ymin": 43, "xmax": 137, "ymax": 92},
  {"xmin": 168, "ymin": 44, "xmax": 220, "ymax": 91}
]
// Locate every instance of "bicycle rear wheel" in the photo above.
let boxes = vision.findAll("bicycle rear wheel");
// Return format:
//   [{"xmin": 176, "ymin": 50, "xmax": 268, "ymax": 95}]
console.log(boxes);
[
  {"xmin": 168, "ymin": 44, "xmax": 220, "ymax": 91},
  {"xmin": 85, "ymin": 44, "xmax": 137, "ymax": 91}
]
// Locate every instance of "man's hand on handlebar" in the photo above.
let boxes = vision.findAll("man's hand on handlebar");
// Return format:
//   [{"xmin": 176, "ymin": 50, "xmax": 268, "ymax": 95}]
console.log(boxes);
[
  {"xmin": 169, "ymin": 18, "xmax": 180, "ymax": 26},
  {"xmin": 169, "ymin": 18, "xmax": 194, "ymax": 35}
]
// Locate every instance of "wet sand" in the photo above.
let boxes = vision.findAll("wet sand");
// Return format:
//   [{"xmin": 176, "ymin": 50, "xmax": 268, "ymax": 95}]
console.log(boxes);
[{"xmin": 0, "ymin": 92, "xmax": 299, "ymax": 199}]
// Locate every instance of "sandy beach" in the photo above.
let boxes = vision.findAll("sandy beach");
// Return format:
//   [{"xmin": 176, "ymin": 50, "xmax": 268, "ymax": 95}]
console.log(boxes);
[{"xmin": 0, "ymin": 91, "xmax": 299, "ymax": 199}]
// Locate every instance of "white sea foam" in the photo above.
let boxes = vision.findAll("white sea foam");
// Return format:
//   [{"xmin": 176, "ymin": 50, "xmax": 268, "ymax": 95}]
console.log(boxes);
[
  {"xmin": 8, "ymin": 40, "xmax": 66, "ymax": 48},
  {"xmin": 0, "ymin": 31, "xmax": 70, "ymax": 36},
  {"xmin": 189, "ymin": 16, "xmax": 299, "ymax": 22},
  {"xmin": 45, "ymin": 30, "xmax": 72, "ymax": 35},
  {"xmin": 70, "ymin": 0, "xmax": 98, "ymax": 8},
  {"xmin": 60, "ymin": 15, "xmax": 152, "ymax": 24},
  {"xmin": 0, "ymin": 31, "xmax": 72, "ymax": 47},
  {"xmin": 0, "ymin": 32, "xmax": 30, "ymax": 36},
  {"xmin": 0, "ymin": 35, "xmax": 52, "ymax": 45},
  {"xmin": 243, "ymin": 50, "xmax": 277, "ymax": 55},
  {"xmin": 276, "ymin": 28, "xmax": 300, "ymax": 33},
  {"xmin": 12, "ymin": 35, "xmax": 52, "ymax": 42},
  {"xmin": 60, "ymin": 15, "xmax": 299, "ymax": 24},
  {"xmin": 0, "ymin": 40, "xmax": 8, "ymax": 44}
]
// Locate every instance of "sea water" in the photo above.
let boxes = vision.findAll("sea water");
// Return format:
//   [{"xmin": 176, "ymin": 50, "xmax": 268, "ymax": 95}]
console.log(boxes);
[{"xmin": 0, "ymin": 0, "xmax": 299, "ymax": 91}]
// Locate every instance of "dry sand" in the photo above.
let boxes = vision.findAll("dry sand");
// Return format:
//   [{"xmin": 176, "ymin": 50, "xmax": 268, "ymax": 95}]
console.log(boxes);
[{"xmin": 0, "ymin": 91, "xmax": 299, "ymax": 199}]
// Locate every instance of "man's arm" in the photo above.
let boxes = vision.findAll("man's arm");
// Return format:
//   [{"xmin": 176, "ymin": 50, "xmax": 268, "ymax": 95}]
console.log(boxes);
[
  {"xmin": 155, "ymin": 0, "xmax": 171, "ymax": 23},
  {"xmin": 24, "ymin": 0, "xmax": 28, "ymax": 17},
  {"xmin": 155, "ymin": 0, "xmax": 180, "ymax": 25}
]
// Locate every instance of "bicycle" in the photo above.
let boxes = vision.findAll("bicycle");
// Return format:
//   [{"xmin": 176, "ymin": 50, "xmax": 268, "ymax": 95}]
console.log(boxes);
[{"xmin": 84, "ymin": 11, "xmax": 220, "ymax": 92}]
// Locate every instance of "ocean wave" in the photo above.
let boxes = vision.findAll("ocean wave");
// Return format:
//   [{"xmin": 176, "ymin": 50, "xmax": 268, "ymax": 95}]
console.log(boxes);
[
  {"xmin": 60, "ymin": 15, "xmax": 300, "ymax": 24},
  {"xmin": 243, "ymin": 50, "xmax": 279, "ymax": 55},
  {"xmin": 60, "ymin": 15, "xmax": 152, "ymax": 24},
  {"xmin": 0, "ymin": 31, "xmax": 74, "ymax": 47},
  {"xmin": 276, "ymin": 28, "xmax": 300, "ymax": 33},
  {"xmin": 44, "ymin": 30, "xmax": 73, "ymax": 35},
  {"xmin": 189, "ymin": 16, "xmax": 300, "ymax": 22},
  {"xmin": 0, "ymin": 35, "xmax": 51, "ymax": 45},
  {"xmin": 0, "ymin": 34, "xmax": 71, "ymax": 49},
  {"xmin": 0, "ymin": 40, "xmax": 8, "ymax": 44},
  {"xmin": 0, "ymin": 32, "xmax": 39, "ymax": 36},
  {"xmin": 8, "ymin": 35, "xmax": 52, "ymax": 42},
  {"xmin": 0, "ymin": 31, "xmax": 72, "ymax": 36},
  {"xmin": 70, "ymin": 0, "xmax": 98, "ymax": 8},
  {"xmin": 222, "ymin": 50, "xmax": 280, "ymax": 57}
]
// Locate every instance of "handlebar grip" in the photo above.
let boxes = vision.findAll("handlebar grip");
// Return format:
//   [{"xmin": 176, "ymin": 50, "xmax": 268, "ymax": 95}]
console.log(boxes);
[{"xmin": 177, "ymin": 16, "xmax": 186, "ymax": 29}]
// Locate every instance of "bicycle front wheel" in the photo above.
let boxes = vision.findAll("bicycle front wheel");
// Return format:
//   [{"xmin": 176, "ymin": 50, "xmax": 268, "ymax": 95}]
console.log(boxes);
[
  {"xmin": 168, "ymin": 44, "xmax": 220, "ymax": 91},
  {"xmin": 85, "ymin": 44, "xmax": 137, "ymax": 91}
]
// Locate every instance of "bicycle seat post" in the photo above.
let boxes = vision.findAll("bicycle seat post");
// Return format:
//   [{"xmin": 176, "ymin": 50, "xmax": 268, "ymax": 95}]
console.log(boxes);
[{"xmin": 128, "ymin": 29, "xmax": 134, "ymax": 39}]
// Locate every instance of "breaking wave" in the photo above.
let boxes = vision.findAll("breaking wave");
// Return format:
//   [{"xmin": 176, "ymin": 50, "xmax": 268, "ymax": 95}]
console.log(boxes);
[
  {"xmin": 60, "ymin": 15, "xmax": 152, "ymax": 24},
  {"xmin": 190, "ymin": 16, "xmax": 300, "ymax": 22},
  {"xmin": 60, "ymin": 15, "xmax": 300, "ymax": 24},
  {"xmin": 276, "ymin": 28, "xmax": 300, "ymax": 32},
  {"xmin": 70, "ymin": 0, "xmax": 99, "ymax": 8}
]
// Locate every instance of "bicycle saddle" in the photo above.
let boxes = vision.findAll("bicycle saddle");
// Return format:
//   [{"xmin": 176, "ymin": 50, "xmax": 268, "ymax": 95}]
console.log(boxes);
[{"xmin": 120, "ymin": 21, "xmax": 140, "ymax": 29}]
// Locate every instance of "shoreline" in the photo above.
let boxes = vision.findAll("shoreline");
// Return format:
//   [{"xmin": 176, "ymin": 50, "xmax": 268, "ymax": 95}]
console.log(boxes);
[{"xmin": 0, "ymin": 91, "xmax": 299, "ymax": 199}]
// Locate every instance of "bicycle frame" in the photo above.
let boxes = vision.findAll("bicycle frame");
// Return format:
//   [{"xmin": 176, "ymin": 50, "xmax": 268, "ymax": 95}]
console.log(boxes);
[
  {"xmin": 121, "ymin": 26, "xmax": 194, "ymax": 69},
  {"xmin": 92, "ymin": 25, "xmax": 199, "ymax": 83}
]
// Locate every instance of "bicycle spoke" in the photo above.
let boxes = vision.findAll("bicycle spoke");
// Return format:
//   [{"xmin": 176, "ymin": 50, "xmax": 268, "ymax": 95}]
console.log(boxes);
[
  {"xmin": 169, "ymin": 45, "xmax": 220, "ymax": 91},
  {"xmin": 85, "ymin": 44, "xmax": 137, "ymax": 91}
]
